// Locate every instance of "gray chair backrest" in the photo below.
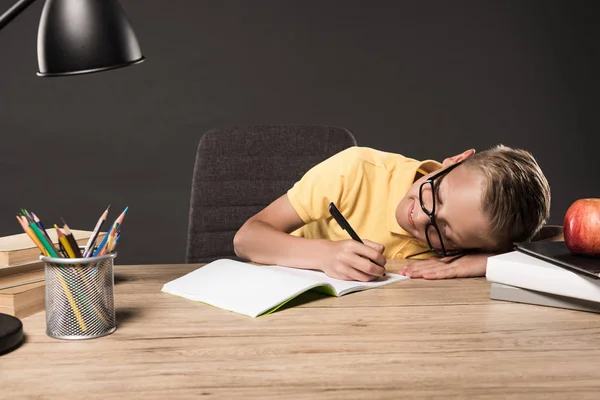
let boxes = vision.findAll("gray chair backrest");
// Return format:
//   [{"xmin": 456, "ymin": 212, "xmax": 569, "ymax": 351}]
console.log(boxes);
[{"xmin": 185, "ymin": 125, "xmax": 357, "ymax": 263}]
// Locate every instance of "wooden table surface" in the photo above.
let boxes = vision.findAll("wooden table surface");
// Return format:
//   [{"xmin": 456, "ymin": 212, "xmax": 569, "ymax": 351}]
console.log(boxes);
[{"xmin": 2, "ymin": 260, "xmax": 600, "ymax": 399}]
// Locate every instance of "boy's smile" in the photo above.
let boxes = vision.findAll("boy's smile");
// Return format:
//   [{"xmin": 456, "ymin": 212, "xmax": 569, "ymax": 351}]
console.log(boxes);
[
  {"xmin": 407, "ymin": 200, "xmax": 416, "ymax": 228},
  {"xmin": 396, "ymin": 162, "xmax": 494, "ymax": 253}
]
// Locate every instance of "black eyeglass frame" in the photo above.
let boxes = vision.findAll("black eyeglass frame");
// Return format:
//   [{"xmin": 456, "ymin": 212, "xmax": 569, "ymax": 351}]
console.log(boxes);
[{"xmin": 418, "ymin": 161, "xmax": 466, "ymax": 257}]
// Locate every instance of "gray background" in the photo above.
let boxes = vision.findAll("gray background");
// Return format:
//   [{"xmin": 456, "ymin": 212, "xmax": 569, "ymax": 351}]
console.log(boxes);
[{"xmin": 1, "ymin": 0, "xmax": 598, "ymax": 265}]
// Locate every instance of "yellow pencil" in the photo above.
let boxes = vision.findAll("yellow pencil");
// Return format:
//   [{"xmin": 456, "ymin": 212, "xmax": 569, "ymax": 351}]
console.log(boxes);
[
  {"xmin": 54, "ymin": 225, "xmax": 107, "ymax": 328},
  {"xmin": 61, "ymin": 221, "xmax": 83, "ymax": 258},
  {"xmin": 55, "ymin": 225, "xmax": 92, "ymax": 282},
  {"xmin": 16, "ymin": 215, "xmax": 48, "ymax": 256},
  {"xmin": 55, "ymin": 225, "xmax": 77, "ymax": 258},
  {"xmin": 19, "ymin": 216, "xmax": 87, "ymax": 331},
  {"xmin": 54, "ymin": 272, "xmax": 87, "ymax": 331}
]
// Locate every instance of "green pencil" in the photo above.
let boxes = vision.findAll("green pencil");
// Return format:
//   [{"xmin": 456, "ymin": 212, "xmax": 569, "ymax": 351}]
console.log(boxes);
[{"xmin": 29, "ymin": 222, "xmax": 60, "ymax": 258}]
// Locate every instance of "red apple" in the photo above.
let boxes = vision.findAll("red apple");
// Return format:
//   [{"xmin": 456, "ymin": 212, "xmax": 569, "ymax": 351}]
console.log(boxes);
[{"xmin": 564, "ymin": 198, "xmax": 600, "ymax": 257}]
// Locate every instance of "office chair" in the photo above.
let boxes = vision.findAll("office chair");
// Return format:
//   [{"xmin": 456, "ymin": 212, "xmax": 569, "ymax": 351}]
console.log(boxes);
[{"xmin": 185, "ymin": 125, "xmax": 358, "ymax": 263}]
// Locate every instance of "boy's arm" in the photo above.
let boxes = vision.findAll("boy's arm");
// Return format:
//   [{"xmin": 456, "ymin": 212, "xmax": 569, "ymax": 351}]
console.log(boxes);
[
  {"xmin": 401, "ymin": 225, "xmax": 566, "ymax": 279},
  {"xmin": 399, "ymin": 252, "xmax": 495, "ymax": 279},
  {"xmin": 233, "ymin": 194, "xmax": 386, "ymax": 281},
  {"xmin": 233, "ymin": 194, "xmax": 317, "ymax": 269}
]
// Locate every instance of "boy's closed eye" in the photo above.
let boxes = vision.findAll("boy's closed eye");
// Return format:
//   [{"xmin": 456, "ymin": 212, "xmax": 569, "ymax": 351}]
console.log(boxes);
[
  {"xmin": 433, "ymin": 177, "xmax": 457, "ymax": 245},
  {"xmin": 434, "ymin": 176, "xmax": 468, "ymax": 250},
  {"xmin": 434, "ymin": 179, "xmax": 444, "ymax": 206}
]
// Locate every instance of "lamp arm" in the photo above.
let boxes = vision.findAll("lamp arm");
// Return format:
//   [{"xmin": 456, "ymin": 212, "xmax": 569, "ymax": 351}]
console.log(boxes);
[{"xmin": 0, "ymin": 0, "xmax": 39, "ymax": 30}]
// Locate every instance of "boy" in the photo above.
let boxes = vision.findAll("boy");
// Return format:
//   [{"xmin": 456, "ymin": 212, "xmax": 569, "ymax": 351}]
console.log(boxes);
[{"xmin": 233, "ymin": 145, "xmax": 550, "ymax": 280}]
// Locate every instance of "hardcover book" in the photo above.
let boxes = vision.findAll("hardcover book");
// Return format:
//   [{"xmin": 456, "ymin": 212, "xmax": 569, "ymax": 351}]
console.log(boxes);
[{"xmin": 486, "ymin": 251, "xmax": 600, "ymax": 303}]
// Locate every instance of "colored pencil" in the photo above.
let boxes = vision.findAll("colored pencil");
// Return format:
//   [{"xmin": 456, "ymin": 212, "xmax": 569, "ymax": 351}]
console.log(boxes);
[
  {"xmin": 47, "ymin": 221, "xmax": 68, "ymax": 258},
  {"xmin": 56, "ymin": 234, "xmax": 69, "ymax": 258},
  {"xmin": 115, "ymin": 206, "xmax": 128, "ymax": 225},
  {"xmin": 54, "ymin": 226, "xmax": 107, "ymax": 327},
  {"xmin": 20, "ymin": 209, "xmax": 35, "ymax": 227},
  {"xmin": 93, "ymin": 206, "xmax": 128, "ymax": 257},
  {"xmin": 16, "ymin": 215, "xmax": 48, "ymax": 256},
  {"xmin": 93, "ymin": 232, "xmax": 110, "ymax": 257},
  {"xmin": 55, "ymin": 225, "xmax": 77, "ymax": 259},
  {"xmin": 105, "ymin": 222, "xmax": 119, "ymax": 254},
  {"xmin": 98, "ymin": 226, "xmax": 116, "ymax": 257},
  {"xmin": 28, "ymin": 220, "xmax": 60, "ymax": 258},
  {"xmin": 20, "ymin": 208, "xmax": 33, "ymax": 222},
  {"xmin": 51, "ymin": 270, "xmax": 88, "ymax": 331},
  {"xmin": 25, "ymin": 220, "xmax": 87, "ymax": 330},
  {"xmin": 23, "ymin": 211, "xmax": 61, "ymax": 256},
  {"xmin": 110, "ymin": 234, "xmax": 121, "ymax": 252},
  {"xmin": 83, "ymin": 205, "xmax": 110, "ymax": 257},
  {"xmin": 31, "ymin": 211, "xmax": 52, "ymax": 243},
  {"xmin": 61, "ymin": 219, "xmax": 83, "ymax": 258}
]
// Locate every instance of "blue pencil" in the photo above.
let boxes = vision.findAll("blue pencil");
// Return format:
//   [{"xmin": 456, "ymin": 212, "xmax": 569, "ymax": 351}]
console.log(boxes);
[{"xmin": 92, "ymin": 233, "xmax": 110, "ymax": 257}]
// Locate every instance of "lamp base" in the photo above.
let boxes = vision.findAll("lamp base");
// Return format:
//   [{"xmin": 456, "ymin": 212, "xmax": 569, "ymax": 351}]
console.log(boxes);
[{"xmin": 0, "ymin": 313, "xmax": 24, "ymax": 355}]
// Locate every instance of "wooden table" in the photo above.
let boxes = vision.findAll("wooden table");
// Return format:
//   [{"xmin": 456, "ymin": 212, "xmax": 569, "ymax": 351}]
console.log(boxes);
[{"xmin": 3, "ymin": 261, "xmax": 600, "ymax": 399}]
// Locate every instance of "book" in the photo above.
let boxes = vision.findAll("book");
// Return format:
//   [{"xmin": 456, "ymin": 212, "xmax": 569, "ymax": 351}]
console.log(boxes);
[
  {"xmin": 161, "ymin": 259, "xmax": 409, "ymax": 318},
  {"xmin": 486, "ymin": 251, "xmax": 600, "ymax": 303},
  {"xmin": 0, "ymin": 229, "xmax": 105, "ymax": 319},
  {"xmin": 0, "ymin": 269, "xmax": 45, "ymax": 318},
  {"xmin": 0, "ymin": 268, "xmax": 44, "ymax": 291},
  {"xmin": 515, "ymin": 241, "xmax": 600, "ymax": 279},
  {"xmin": 0, "ymin": 261, "xmax": 45, "ymax": 318},
  {"xmin": 0, "ymin": 260, "xmax": 44, "ymax": 277},
  {"xmin": 0, "ymin": 230, "xmax": 105, "ymax": 267},
  {"xmin": 490, "ymin": 282, "xmax": 600, "ymax": 313}
]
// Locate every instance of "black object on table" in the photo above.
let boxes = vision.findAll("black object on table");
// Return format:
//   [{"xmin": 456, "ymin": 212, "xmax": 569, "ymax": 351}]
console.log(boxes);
[
  {"xmin": 515, "ymin": 241, "xmax": 600, "ymax": 279},
  {"xmin": 0, "ymin": 313, "xmax": 23, "ymax": 355}
]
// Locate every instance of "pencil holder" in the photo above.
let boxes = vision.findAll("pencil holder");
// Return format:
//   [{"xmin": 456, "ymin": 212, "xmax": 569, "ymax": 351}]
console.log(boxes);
[{"xmin": 40, "ymin": 251, "xmax": 117, "ymax": 340}]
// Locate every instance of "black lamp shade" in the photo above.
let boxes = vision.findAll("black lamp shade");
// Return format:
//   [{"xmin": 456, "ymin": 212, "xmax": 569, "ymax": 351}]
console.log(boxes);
[{"xmin": 37, "ymin": 0, "xmax": 144, "ymax": 76}]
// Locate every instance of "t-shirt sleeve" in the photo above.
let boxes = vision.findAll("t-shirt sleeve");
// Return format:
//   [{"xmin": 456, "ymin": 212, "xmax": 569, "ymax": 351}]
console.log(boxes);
[{"xmin": 287, "ymin": 147, "xmax": 363, "ymax": 224}]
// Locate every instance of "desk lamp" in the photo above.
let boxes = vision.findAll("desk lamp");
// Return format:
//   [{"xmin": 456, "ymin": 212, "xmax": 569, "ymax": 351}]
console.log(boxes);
[
  {"xmin": 1, "ymin": 0, "xmax": 144, "ymax": 76},
  {"xmin": 0, "ymin": 0, "xmax": 144, "ymax": 355}
]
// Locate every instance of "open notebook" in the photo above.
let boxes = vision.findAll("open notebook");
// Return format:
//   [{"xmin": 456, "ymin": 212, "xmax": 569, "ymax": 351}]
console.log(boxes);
[{"xmin": 161, "ymin": 259, "xmax": 409, "ymax": 317}]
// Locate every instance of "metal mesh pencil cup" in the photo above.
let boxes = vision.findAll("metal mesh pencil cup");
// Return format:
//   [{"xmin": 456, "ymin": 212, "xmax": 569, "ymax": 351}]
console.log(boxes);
[{"xmin": 40, "ymin": 252, "xmax": 117, "ymax": 340}]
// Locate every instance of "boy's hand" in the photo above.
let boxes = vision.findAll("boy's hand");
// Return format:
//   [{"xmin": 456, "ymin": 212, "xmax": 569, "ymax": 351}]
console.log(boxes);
[
  {"xmin": 399, "ymin": 253, "xmax": 493, "ymax": 279},
  {"xmin": 322, "ymin": 239, "xmax": 387, "ymax": 282}
]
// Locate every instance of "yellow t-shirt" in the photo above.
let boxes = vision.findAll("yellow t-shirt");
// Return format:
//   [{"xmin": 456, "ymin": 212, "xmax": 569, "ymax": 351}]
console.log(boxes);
[{"xmin": 287, "ymin": 147, "xmax": 442, "ymax": 259}]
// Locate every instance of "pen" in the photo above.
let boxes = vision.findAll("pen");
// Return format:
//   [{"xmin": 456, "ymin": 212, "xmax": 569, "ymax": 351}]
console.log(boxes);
[
  {"xmin": 328, "ymin": 202, "xmax": 363, "ymax": 243},
  {"xmin": 328, "ymin": 202, "xmax": 386, "ymax": 275}
]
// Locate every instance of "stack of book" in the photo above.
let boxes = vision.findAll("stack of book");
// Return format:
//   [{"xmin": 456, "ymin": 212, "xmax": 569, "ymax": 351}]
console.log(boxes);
[
  {"xmin": 0, "ymin": 230, "xmax": 102, "ymax": 318},
  {"xmin": 486, "ymin": 241, "xmax": 600, "ymax": 313}
]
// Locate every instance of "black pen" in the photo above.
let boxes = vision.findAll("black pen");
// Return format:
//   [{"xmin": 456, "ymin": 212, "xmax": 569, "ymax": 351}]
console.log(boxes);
[
  {"xmin": 328, "ymin": 202, "xmax": 363, "ymax": 243},
  {"xmin": 328, "ymin": 202, "xmax": 386, "ymax": 275}
]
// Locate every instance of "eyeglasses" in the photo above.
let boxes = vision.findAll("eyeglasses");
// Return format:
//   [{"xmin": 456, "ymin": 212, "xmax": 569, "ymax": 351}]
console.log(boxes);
[{"xmin": 418, "ymin": 161, "xmax": 465, "ymax": 257}]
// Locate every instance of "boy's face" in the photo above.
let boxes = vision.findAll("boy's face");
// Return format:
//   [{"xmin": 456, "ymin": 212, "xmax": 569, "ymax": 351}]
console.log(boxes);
[{"xmin": 396, "ymin": 162, "xmax": 495, "ymax": 253}]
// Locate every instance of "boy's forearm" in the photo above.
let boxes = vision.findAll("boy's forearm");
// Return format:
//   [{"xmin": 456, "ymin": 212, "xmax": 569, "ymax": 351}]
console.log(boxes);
[{"xmin": 233, "ymin": 220, "xmax": 330, "ymax": 270}]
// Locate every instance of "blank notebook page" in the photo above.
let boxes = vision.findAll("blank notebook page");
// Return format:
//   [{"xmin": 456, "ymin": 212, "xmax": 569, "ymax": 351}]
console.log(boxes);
[{"xmin": 161, "ymin": 259, "xmax": 407, "ymax": 317}]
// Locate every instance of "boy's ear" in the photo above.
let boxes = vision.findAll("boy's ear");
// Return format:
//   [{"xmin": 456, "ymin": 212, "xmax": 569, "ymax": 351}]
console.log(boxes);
[{"xmin": 442, "ymin": 149, "xmax": 476, "ymax": 167}]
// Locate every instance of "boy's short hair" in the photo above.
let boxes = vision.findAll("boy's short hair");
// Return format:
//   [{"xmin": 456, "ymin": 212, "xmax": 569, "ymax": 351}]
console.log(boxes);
[{"xmin": 463, "ymin": 144, "xmax": 551, "ymax": 251}]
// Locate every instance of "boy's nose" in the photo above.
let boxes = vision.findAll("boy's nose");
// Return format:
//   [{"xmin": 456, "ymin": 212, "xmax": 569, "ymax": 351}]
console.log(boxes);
[{"xmin": 413, "ymin": 207, "xmax": 429, "ymax": 232}]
